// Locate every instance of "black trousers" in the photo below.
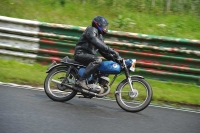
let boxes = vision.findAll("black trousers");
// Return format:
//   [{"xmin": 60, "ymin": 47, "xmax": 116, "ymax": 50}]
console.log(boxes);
[{"xmin": 74, "ymin": 53, "xmax": 102, "ymax": 80}]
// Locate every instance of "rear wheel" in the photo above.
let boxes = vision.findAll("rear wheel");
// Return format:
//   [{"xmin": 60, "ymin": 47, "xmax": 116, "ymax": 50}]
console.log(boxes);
[
  {"xmin": 44, "ymin": 67, "xmax": 77, "ymax": 102},
  {"xmin": 115, "ymin": 77, "xmax": 152, "ymax": 112}
]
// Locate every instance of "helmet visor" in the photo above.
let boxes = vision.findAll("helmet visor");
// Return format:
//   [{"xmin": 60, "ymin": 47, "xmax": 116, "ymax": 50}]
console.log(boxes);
[{"xmin": 102, "ymin": 25, "xmax": 108, "ymax": 33}]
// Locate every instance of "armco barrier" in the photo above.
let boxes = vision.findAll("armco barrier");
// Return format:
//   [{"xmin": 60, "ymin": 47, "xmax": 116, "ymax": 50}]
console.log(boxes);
[{"xmin": 0, "ymin": 16, "xmax": 199, "ymax": 85}]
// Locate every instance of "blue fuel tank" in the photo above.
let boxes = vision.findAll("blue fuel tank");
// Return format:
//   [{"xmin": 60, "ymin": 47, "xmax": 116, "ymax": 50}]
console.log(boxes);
[{"xmin": 97, "ymin": 61, "xmax": 121, "ymax": 74}]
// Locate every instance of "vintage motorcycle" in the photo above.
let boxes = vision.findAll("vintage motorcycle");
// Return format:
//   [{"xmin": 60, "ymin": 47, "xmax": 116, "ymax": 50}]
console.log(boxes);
[{"xmin": 44, "ymin": 55, "xmax": 153, "ymax": 112}]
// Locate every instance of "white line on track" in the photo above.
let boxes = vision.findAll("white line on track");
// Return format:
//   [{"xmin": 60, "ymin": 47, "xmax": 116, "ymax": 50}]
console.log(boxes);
[{"xmin": 0, "ymin": 82, "xmax": 199, "ymax": 114}]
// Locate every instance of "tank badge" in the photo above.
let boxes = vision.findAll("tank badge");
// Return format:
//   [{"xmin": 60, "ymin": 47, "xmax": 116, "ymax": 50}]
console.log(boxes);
[{"xmin": 113, "ymin": 64, "xmax": 118, "ymax": 68}]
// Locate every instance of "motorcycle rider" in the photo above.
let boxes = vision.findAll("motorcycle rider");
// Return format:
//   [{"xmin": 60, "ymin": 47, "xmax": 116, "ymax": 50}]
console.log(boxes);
[{"xmin": 74, "ymin": 16, "xmax": 120, "ymax": 92}]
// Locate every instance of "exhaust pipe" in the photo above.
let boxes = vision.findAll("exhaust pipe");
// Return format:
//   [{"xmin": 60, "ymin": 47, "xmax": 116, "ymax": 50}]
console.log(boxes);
[
  {"xmin": 52, "ymin": 79, "xmax": 97, "ymax": 96},
  {"xmin": 52, "ymin": 79, "xmax": 109, "ymax": 98}
]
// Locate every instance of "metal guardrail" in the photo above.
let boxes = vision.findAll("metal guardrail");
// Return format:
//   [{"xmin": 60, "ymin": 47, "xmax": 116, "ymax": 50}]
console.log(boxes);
[{"xmin": 0, "ymin": 16, "xmax": 199, "ymax": 85}]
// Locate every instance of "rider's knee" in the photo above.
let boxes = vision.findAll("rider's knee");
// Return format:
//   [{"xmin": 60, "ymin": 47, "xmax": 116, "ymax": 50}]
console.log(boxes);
[{"xmin": 94, "ymin": 58, "xmax": 102, "ymax": 65}]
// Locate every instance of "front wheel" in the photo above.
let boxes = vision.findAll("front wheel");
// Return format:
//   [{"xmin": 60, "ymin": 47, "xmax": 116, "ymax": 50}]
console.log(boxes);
[{"xmin": 115, "ymin": 77, "xmax": 152, "ymax": 112}]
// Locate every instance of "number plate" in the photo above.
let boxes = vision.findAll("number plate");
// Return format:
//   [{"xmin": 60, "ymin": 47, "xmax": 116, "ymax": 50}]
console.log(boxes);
[{"xmin": 130, "ymin": 59, "xmax": 136, "ymax": 72}]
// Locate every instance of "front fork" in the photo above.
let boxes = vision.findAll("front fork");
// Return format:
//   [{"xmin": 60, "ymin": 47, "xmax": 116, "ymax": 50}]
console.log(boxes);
[{"xmin": 124, "ymin": 61, "xmax": 139, "ymax": 98}]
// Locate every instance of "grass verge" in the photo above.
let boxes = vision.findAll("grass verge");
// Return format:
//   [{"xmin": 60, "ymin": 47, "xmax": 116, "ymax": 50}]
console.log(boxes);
[{"xmin": 0, "ymin": 59, "xmax": 199, "ymax": 109}]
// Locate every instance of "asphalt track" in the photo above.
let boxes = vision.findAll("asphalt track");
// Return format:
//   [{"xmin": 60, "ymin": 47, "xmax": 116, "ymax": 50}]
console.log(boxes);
[{"xmin": 0, "ymin": 84, "xmax": 200, "ymax": 133}]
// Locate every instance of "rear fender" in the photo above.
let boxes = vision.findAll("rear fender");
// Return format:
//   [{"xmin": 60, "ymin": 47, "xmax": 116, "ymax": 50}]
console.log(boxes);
[
  {"xmin": 46, "ymin": 63, "xmax": 78, "ymax": 75},
  {"xmin": 46, "ymin": 64, "xmax": 67, "ymax": 73}
]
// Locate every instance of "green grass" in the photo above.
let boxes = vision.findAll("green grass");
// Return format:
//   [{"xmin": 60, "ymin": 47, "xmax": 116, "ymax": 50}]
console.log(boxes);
[
  {"xmin": 0, "ymin": 0, "xmax": 200, "ymax": 40},
  {"xmin": 0, "ymin": 59, "xmax": 199, "ymax": 109},
  {"xmin": 0, "ymin": 59, "xmax": 47, "ymax": 86}
]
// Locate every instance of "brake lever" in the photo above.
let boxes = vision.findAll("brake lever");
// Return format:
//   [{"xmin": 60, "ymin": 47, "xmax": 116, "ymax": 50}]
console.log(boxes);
[{"xmin": 116, "ymin": 58, "xmax": 123, "ymax": 65}]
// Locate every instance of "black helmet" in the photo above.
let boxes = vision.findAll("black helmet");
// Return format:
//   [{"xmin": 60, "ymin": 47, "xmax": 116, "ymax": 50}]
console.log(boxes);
[{"xmin": 92, "ymin": 16, "xmax": 108, "ymax": 34}]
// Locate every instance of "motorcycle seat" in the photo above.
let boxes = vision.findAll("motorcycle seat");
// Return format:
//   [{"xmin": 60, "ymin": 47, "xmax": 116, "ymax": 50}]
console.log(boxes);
[{"xmin": 61, "ymin": 56, "xmax": 86, "ymax": 67}]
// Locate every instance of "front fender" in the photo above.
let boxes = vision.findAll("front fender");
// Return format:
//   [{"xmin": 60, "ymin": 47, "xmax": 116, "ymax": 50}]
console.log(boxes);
[
  {"xmin": 115, "ymin": 75, "xmax": 144, "ymax": 87},
  {"xmin": 130, "ymin": 75, "xmax": 144, "ymax": 79},
  {"xmin": 115, "ymin": 75, "xmax": 145, "ymax": 94}
]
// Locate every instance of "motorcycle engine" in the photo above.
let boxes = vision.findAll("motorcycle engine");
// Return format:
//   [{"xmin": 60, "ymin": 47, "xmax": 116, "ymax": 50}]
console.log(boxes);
[
  {"xmin": 99, "ymin": 76, "xmax": 110, "ymax": 86},
  {"xmin": 99, "ymin": 76, "xmax": 110, "ymax": 94}
]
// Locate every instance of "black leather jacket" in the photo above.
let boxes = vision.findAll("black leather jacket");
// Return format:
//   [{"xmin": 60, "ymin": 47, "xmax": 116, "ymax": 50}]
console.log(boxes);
[{"xmin": 74, "ymin": 26, "xmax": 111, "ymax": 55}]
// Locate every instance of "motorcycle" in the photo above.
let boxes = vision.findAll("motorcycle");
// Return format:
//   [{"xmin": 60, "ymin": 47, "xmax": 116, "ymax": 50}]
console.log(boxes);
[{"xmin": 44, "ymin": 55, "xmax": 153, "ymax": 112}]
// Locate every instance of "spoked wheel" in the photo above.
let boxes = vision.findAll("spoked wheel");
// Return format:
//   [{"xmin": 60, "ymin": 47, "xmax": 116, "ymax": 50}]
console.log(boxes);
[
  {"xmin": 115, "ymin": 77, "xmax": 152, "ymax": 112},
  {"xmin": 44, "ymin": 67, "xmax": 77, "ymax": 102}
]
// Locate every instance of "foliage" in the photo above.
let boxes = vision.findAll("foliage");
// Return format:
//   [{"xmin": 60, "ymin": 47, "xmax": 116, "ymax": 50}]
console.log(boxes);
[
  {"xmin": 112, "ymin": 15, "xmax": 134, "ymax": 29},
  {"xmin": 0, "ymin": 0, "xmax": 200, "ymax": 39}
]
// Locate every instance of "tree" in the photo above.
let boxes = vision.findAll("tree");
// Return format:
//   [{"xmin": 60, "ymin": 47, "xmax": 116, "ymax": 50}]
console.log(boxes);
[
  {"xmin": 177, "ymin": 0, "xmax": 182, "ymax": 12},
  {"xmin": 199, "ymin": 0, "xmax": 200, "ymax": 16},
  {"xmin": 166, "ymin": 0, "xmax": 171, "ymax": 12},
  {"xmin": 151, "ymin": 0, "xmax": 155, "ymax": 8}
]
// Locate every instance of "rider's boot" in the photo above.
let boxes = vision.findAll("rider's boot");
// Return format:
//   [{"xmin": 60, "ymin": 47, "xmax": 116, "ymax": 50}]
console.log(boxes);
[
  {"xmin": 77, "ymin": 79, "xmax": 89, "ymax": 90},
  {"xmin": 77, "ymin": 60, "xmax": 102, "ymax": 93},
  {"xmin": 77, "ymin": 79, "xmax": 101, "ymax": 93}
]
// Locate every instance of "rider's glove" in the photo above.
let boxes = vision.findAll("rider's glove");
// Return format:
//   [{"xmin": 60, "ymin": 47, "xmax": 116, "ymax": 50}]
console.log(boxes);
[
  {"xmin": 109, "ymin": 48, "xmax": 119, "ymax": 57},
  {"xmin": 108, "ymin": 48, "xmax": 122, "ymax": 63}
]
